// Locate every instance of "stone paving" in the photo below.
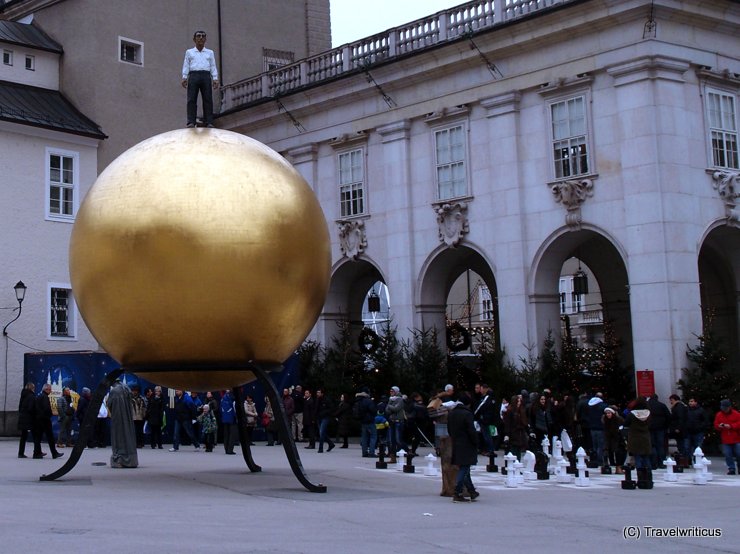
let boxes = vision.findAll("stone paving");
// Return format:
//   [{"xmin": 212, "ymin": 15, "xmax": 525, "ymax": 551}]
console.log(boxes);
[{"xmin": 1, "ymin": 438, "xmax": 738, "ymax": 553}]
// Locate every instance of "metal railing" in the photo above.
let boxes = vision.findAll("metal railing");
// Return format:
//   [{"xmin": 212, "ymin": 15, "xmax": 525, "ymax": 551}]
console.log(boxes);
[{"xmin": 221, "ymin": 0, "xmax": 571, "ymax": 112}]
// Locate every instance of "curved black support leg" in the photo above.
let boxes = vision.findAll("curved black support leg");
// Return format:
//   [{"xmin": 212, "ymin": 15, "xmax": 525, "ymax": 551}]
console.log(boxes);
[
  {"xmin": 251, "ymin": 362, "xmax": 326, "ymax": 493},
  {"xmin": 40, "ymin": 367, "xmax": 124, "ymax": 481},
  {"xmin": 232, "ymin": 386, "xmax": 261, "ymax": 473}
]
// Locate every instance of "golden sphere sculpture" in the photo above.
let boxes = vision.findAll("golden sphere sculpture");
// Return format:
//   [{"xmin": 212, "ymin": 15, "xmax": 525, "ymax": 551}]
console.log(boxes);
[{"xmin": 69, "ymin": 129, "xmax": 330, "ymax": 391}]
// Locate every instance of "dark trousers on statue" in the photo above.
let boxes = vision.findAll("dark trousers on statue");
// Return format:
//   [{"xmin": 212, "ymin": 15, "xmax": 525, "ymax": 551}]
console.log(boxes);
[{"xmin": 186, "ymin": 71, "xmax": 213, "ymax": 126}]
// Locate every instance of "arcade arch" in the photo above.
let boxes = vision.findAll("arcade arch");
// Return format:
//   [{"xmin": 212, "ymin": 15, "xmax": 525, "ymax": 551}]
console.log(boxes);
[
  {"xmin": 698, "ymin": 224, "xmax": 740, "ymax": 368},
  {"xmin": 318, "ymin": 258, "xmax": 386, "ymax": 346},
  {"xmin": 531, "ymin": 229, "xmax": 634, "ymax": 373},
  {"xmin": 418, "ymin": 244, "xmax": 500, "ymax": 352}
]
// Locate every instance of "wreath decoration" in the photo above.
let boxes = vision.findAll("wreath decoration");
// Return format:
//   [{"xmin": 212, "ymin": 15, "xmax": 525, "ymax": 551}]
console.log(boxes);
[
  {"xmin": 446, "ymin": 321, "xmax": 471, "ymax": 352},
  {"xmin": 358, "ymin": 327, "xmax": 380, "ymax": 355}
]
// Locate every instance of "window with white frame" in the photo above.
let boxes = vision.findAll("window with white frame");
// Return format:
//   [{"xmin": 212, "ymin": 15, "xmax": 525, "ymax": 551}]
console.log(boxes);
[
  {"xmin": 550, "ymin": 95, "xmax": 589, "ymax": 179},
  {"xmin": 25, "ymin": 54, "xmax": 34, "ymax": 71},
  {"xmin": 3, "ymin": 49, "xmax": 12, "ymax": 66},
  {"xmin": 706, "ymin": 90, "xmax": 738, "ymax": 169},
  {"xmin": 479, "ymin": 285, "xmax": 493, "ymax": 321},
  {"xmin": 435, "ymin": 124, "xmax": 467, "ymax": 199},
  {"xmin": 119, "ymin": 37, "xmax": 143, "ymax": 65},
  {"xmin": 46, "ymin": 149, "xmax": 78, "ymax": 220},
  {"xmin": 559, "ymin": 276, "xmax": 583, "ymax": 315},
  {"xmin": 339, "ymin": 148, "xmax": 365, "ymax": 217},
  {"xmin": 49, "ymin": 285, "xmax": 75, "ymax": 338}
]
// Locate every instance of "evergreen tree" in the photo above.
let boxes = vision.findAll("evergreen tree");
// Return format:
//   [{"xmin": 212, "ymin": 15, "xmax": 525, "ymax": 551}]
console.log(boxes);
[
  {"xmin": 365, "ymin": 319, "xmax": 404, "ymax": 394},
  {"xmin": 400, "ymin": 327, "xmax": 447, "ymax": 396},
  {"xmin": 296, "ymin": 339, "xmax": 325, "ymax": 392},
  {"xmin": 323, "ymin": 320, "xmax": 365, "ymax": 396},
  {"xmin": 679, "ymin": 327, "xmax": 738, "ymax": 412}
]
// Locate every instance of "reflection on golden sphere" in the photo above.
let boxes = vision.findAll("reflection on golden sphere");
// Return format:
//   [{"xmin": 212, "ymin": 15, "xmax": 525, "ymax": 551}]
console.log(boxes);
[{"xmin": 70, "ymin": 129, "xmax": 330, "ymax": 391}]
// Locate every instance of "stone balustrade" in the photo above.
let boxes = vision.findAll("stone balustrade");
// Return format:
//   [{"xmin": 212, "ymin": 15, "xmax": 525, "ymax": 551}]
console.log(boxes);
[{"xmin": 221, "ymin": 0, "xmax": 570, "ymax": 111}]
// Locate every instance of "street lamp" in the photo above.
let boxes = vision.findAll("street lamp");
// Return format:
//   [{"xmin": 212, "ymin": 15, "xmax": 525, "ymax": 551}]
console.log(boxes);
[
  {"xmin": 367, "ymin": 289, "xmax": 380, "ymax": 314},
  {"xmin": 3, "ymin": 281, "xmax": 27, "ymax": 336}
]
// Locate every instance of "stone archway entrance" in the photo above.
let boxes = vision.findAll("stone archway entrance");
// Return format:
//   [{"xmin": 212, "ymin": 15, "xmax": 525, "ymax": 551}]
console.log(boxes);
[
  {"xmin": 418, "ymin": 245, "xmax": 500, "ymax": 353},
  {"xmin": 318, "ymin": 258, "xmax": 385, "ymax": 347},
  {"xmin": 699, "ymin": 225, "xmax": 740, "ymax": 368},
  {"xmin": 532, "ymin": 229, "xmax": 633, "ymax": 394}
]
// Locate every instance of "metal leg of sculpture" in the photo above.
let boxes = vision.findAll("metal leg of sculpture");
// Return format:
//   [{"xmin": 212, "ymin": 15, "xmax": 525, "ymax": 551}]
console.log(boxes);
[
  {"xmin": 251, "ymin": 362, "xmax": 327, "ymax": 493},
  {"xmin": 40, "ymin": 367, "xmax": 124, "ymax": 481},
  {"xmin": 232, "ymin": 386, "xmax": 261, "ymax": 473}
]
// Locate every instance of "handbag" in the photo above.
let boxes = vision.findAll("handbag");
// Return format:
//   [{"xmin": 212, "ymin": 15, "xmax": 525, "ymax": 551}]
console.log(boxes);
[{"xmin": 261, "ymin": 413, "xmax": 271, "ymax": 427}]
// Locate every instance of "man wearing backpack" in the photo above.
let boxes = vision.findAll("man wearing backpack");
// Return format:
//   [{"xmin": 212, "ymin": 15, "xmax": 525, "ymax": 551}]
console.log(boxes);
[{"xmin": 354, "ymin": 387, "xmax": 377, "ymax": 457}]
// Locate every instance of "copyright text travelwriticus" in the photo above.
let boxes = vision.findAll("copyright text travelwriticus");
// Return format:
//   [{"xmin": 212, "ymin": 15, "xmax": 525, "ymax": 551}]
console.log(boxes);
[{"xmin": 623, "ymin": 526, "xmax": 722, "ymax": 540}]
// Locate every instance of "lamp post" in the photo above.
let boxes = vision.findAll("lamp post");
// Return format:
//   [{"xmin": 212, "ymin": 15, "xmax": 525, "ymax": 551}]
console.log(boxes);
[{"xmin": 3, "ymin": 281, "xmax": 27, "ymax": 336}]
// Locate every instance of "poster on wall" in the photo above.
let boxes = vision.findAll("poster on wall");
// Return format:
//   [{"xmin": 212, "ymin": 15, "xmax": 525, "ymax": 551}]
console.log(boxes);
[
  {"xmin": 23, "ymin": 350, "xmax": 301, "ymax": 443},
  {"xmin": 635, "ymin": 369, "xmax": 655, "ymax": 398}
]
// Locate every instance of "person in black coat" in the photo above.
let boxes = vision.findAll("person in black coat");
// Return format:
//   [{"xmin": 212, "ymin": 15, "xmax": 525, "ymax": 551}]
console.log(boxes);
[
  {"xmin": 354, "ymin": 388, "xmax": 377, "ymax": 457},
  {"xmin": 302, "ymin": 389, "xmax": 317, "ymax": 449},
  {"xmin": 668, "ymin": 394, "xmax": 689, "ymax": 457},
  {"xmin": 474, "ymin": 384, "xmax": 499, "ymax": 455},
  {"xmin": 33, "ymin": 383, "xmax": 63, "ymax": 459},
  {"xmin": 447, "ymin": 393, "xmax": 479, "ymax": 503},
  {"xmin": 647, "ymin": 394, "xmax": 671, "ymax": 469},
  {"xmin": 75, "ymin": 387, "xmax": 95, "ymax": 448},
  {"xmin": 685, "ymin": 397, "xmax": 709, "ymax": 453},
  {"xmin": 17, "ymin": 382, "xmax": 36, "ymax": 458},
  {"xmin": 315, "ymin": 388, "xmax": 336, "ymax": 453},
  {"xmin": 146, "ymin": 385, "xmax": 165, "ymax": 449}
]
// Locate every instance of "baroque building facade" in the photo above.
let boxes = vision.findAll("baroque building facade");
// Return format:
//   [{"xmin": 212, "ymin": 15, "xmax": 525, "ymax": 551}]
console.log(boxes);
[{"xmin": 219, "ymin": 0, "xmax": 740, "ymax": 399}]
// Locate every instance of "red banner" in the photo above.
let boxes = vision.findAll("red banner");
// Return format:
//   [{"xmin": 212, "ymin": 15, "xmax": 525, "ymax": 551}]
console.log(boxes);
[{"xmin": 636, "ymin": 369, "xmax": 655, "ymax": 398}]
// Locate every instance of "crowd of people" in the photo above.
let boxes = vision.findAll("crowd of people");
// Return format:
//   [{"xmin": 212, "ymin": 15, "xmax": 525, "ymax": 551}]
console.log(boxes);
[{"xmin": 16, "ymin": 381, "xmax": 740, "ymax": 491}]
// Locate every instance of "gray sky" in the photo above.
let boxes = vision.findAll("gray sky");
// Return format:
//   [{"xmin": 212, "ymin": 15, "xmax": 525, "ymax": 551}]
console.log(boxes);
[{"xmin": 331, "ymin": 0, "xmax": 463, "ymax": 47}]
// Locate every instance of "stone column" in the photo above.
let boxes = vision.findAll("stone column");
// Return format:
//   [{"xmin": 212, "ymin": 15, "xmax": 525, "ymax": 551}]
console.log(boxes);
[
  {"xmin": 376, "ymin": 120, "xmax": 416, "ymax": 337},
  {"xmin": 607, "ymin": 56, "xmax": 702, "ymax": 397},
  {"xmin": 479, "ymin": 92, "xmax": 533, "ymax": 361}
]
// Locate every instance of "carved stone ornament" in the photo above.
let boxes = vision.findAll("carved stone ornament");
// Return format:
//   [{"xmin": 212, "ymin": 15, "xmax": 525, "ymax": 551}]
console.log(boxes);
[
  {"xmin": 550, "ymin": 178, "xmax": 594, "ymax": 229},
  {"xmin": 337, "ymin": 220, "xmax": 368, "ymax": 260},
  {"xmin": 435, "ymin": 202, "xmax": 469, "ymax": 247},
  {"xmin": 711, "ymin": 170, "xmax": 740, "ymax": 227}
]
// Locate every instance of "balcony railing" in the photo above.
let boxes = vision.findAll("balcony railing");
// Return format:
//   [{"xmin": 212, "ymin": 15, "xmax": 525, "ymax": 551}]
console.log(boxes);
[
  {"xmin": 578, "ymin": 309, "xmax": 603, "ymax": 326},
  {"xmin": 221, "ymin": 0, "xmax": 572, "ymax": 112}
]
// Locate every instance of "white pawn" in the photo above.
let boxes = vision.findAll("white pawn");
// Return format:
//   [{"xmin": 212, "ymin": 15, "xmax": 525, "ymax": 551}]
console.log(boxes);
[
  {"xmin": 504, "ymin": 452, "xmax": 518, "ymax": 488},
  {"xmin": 664, "ymin": 457, "xmax": 678, "ymax": 482},
  {"xmin": 692, "ymin": 449, "xmax": 707, "ymax": 485},
  {"xmin": 423, "ymin": 453, "xmax": 438, "ymax": 477},
  {"xmin": 396, "ymin": 449, "xmax": 406, "ymax": 471},
  {"xmin": 575, "ymin": 446, "xmax": 590, "ymax": 487}
]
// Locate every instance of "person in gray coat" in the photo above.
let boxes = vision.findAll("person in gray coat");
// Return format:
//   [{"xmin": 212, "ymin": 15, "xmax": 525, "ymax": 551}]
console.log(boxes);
[{"xmin": 447, "ymin": 393, "xmax": 479, "ymax": 503}]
